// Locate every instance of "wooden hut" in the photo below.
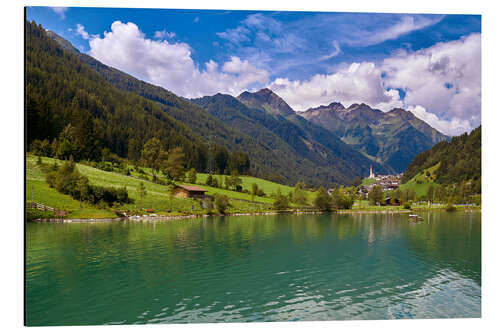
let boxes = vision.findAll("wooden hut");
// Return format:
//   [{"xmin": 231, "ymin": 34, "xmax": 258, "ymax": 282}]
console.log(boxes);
[{"xmin": 173, "ymin": 185, "xmax": 207, "ymax": 199}]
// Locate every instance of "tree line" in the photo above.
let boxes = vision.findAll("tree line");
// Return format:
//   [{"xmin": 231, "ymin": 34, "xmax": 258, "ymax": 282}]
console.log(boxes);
[{"xmin": 270, "ymin": 182, "xmax": 356, "ymax": 211}]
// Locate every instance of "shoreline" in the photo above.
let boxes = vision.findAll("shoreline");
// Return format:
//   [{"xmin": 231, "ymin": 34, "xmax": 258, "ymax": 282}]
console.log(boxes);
[
  {"xmin": 29, "ymin": 211, "xmax": 278, "ymax": 223},
  {"xmin": 336, "ymin": 209, "xmax": 412, "ymax": 214},
  {"xmin": 28, "ymin": 207, "xmax": 481, "ymax": 223}
]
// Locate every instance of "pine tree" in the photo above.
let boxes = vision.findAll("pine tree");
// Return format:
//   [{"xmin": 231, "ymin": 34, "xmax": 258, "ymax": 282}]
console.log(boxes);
[
  {"xmin": 165, "ymin": 147, "xmax": 186, "ymax": 181},
  {"xmin": 205, "ymin": 174, "xmax": 214, "ymax": 187},
  {"xmin": 228, "ymin": 170, "xmax": 242, "ymax": 191},
  {"xmin": 187, "ymin": 168, "xmax": 197, "ymax": 184},
  {"xmin": 141, "ymin": 138, "xmax": 163, "ymax": 177}
]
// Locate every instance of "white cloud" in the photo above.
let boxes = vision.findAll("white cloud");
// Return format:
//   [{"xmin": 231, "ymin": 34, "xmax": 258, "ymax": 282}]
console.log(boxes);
[
  {"xmin": 154, "ymin": 29, "xmax": 176, "ymax": 39},
  {"xmin": 216, "ymin": 25, "xmax": 251, "ymax": 44},
  {"xmin": 76, "ymin": 24, "xmax": 89, "ymax": 40},
  {"xmin": 319, "ymin": 41, "xmax": 341, "ymax": 61},
  {"xmin": 88, "ymin": 21, "xmax": 269, "ymax": 98},
  {"xmin": 383, "ymin": 33, "xmax": 481, "ymax": 132},
  {"xmin": 50, "ymin": 7, "xmax": 68, "ymax": 19},
  {"xmin": 269, "ymin": 62, "xmax": 402, "ymax": 111},
  {"xmin": 217, "ymin": 13, "xmax": 305, "ymax": 55},
  {"xmin": 221, "ymin": 56, "xmax": 269, "ymax": 87},
  {"xmin": 407, "ymin": 105, "xmax": 472, "ymax": 136},
  {"xmin": 349, "ymin": 15, "xmax": 442, "ymax": 47}
]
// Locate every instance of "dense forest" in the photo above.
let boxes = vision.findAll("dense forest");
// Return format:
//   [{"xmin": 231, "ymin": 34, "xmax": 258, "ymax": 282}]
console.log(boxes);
[
  {"xmin": 26, "ymin": 20, "xmax": 249, "ymax": 175},
  {"xmin": 402, "ymin": 126, "xmax": 481, "ymax": 191}
]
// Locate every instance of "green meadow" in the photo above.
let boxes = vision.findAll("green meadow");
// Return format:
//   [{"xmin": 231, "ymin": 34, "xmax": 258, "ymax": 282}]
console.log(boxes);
[
  {"xmin": 124, "ymin": 163, "xmax": 314, "ymax": 204},
  {"xmin": 27, "ymin": 155, "xmax": 312, "ymax": 219},
  {"xmin": 195, "ymin": 173, "xmax": 295, "ymax": 196},
  {"xmin": 361, "ymin": 177, "xmax": 377, "ymax": 186},
  {"xmin": 26, "ymin": 155, "xmax": 476, "ymax": 220},
  {"xmin": 398, "ymin": 163, "xmax": 440, "ymax": 198}
]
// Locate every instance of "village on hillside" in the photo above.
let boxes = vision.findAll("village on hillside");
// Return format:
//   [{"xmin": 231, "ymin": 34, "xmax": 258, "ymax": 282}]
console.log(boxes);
[
  {"xmin": 359, "ymin": 165, "xmax": 403, "ymax": 196},
  {"xmin": 328, "ymin": 165, "xmax": 403, "ymax": 202}
]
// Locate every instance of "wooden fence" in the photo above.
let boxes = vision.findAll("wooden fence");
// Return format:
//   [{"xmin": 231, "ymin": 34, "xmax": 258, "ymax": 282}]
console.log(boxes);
[{"xmin": 26, "ymin": 202, "xmax": 55, "ymax": 212}]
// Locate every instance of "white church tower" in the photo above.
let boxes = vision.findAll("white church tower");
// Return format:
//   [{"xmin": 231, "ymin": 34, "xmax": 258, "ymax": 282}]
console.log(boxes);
[{"xmin": 369, "ymin": 164, "xmax": 375, "ymax": 179}]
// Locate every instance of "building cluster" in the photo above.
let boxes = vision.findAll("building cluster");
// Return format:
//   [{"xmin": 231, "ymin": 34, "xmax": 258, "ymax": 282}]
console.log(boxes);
[
  {"xmin": 372, "ymin": 174, "xmax": 403, "ymax": 192},
  {"xmin": 358, "ymin": 165, "xmax": 403, "ymax": 198}
]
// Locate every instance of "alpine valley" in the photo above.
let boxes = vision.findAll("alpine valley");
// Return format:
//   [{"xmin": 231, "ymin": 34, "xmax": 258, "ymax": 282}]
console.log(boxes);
[
  {"xmin": 300, "ymin": 102, "xmax": 449, "ymax": 173},
  {"xmin": 28, "ymin": 20, "xmax": 449, "ymax": 187},
  {"xmin": 24, "ymin": 9, "xmax": 482, "ymax": 327}
]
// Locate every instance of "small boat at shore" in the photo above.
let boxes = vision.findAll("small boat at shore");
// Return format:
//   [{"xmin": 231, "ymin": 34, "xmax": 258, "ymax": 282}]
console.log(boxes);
[{"xmin": 408, "ymin": 214, "xmax": 424, "ymax": 221}]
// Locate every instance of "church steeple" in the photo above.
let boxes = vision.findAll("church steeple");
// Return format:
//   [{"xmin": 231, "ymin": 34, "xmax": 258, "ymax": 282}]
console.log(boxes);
[{"xmin": 369, "ymin": 164, "xmax": 375, "ymax": 179}]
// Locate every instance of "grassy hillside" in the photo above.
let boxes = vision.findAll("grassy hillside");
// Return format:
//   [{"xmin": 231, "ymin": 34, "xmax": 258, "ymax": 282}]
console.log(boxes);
[
  {"xmin": 402, "ymin": 126, "xmax": 480, "ymax": 187},
  {"xmin": 361, "ymin": 178, "xmax": 377, "ymax": 186},
  {"xmin": 27, "ymin": 157, "xmax": 117, "ymax": 218},
  {"xmin": 130, "ymin": 169, "xmax": 315, "ymax": 207},
  {"xmin": 115, "ymin": 163, "xmax": 297, "ymax": 201},
  {"xmin": 398, "ymin": 163, "xmax": 440, "ymax": 198},
  {"xmin": 195, "ymin": 173, "xmax": 295, "ymax": 196},
  {"xmin": 115, "ymin": 161, "xmax": 310, "ymax": 201},
  {"xmin": 27, "ymin": 155, "xmax": 312, "ymax": 219}
]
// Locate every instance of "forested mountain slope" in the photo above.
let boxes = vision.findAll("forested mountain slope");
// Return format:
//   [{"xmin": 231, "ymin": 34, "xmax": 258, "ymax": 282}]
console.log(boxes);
[
  {"xmin": 192, "ymin": 93, "xmax": 383, "ymax": 186},
  {"xmin": 27, "ymin": 20, "xmax": 211, "ymax": 171},
  {"xmin": 237, "ymin": 89, "xmax": 392, "ymax": 175},
  {"xmin": 402, "ymin": 126, "xmax": 481, "ymax": 187}
]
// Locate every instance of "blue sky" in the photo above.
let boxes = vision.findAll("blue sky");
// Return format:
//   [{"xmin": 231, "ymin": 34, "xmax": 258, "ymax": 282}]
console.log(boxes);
[{"xmin": 26, "ymin": 7, "xmax": 481, "ymax": 135}]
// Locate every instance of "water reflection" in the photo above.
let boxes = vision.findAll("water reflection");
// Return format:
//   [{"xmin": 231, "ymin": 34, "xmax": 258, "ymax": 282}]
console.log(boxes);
[{"xmin": 26, "ymin": 211, "xmax": 481, "ymax": 325}]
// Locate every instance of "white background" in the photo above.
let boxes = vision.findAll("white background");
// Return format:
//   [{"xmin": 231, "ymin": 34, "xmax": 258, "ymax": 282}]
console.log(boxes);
[{"xmin": 0, "ymin": 0, "xmax": 498, "ymax": 332}]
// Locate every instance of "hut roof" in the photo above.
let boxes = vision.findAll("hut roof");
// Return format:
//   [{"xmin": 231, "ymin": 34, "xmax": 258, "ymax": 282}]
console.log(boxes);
[{"xmin": 175, "ymin": 185, "xmax": 207, "ymax": 192}]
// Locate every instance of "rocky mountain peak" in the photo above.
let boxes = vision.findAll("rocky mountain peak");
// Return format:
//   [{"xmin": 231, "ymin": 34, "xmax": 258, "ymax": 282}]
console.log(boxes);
[
  {"xmin": 237, "ymin": 88, "xmax": 295, "ymax": 116},
  {"xmin": 327, "ymin": 102, "xmax": 345, "ymax": 110}
]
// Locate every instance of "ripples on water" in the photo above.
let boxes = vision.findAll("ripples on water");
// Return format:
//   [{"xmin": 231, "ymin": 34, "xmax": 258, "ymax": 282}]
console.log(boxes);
[{"xmin": 26, "ymin": 211, "xmax": 481, "ymax": 326}]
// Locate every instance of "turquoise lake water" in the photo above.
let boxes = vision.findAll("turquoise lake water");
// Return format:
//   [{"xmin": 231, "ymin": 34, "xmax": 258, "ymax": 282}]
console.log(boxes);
[{"xmin": 26, "ymin": 211, "xmax": 481, "ymax": 326}]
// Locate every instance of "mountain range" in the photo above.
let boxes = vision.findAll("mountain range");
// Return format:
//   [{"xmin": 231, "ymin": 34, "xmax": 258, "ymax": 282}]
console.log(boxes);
[
  {"xmin": 300, "ymin": 102, "xmax": 448, "ymax": 173},
  {"xmin": 29, "ymin": 20, "xmax": 449, "ymax": 187}
]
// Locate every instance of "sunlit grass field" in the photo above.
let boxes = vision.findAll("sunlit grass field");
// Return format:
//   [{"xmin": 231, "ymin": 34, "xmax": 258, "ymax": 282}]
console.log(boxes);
[
  {"xmin": 26, "ymin": 155, "xmax": 283, "ymax": 218},
  {"xmin": 398, "ymin": 163, "xmax": 440, "ymax": 198},
  {"xmin": 195, "ymin": 173, "xmax": 294, "ymax": 196},
  {"xmin": 124, "ymin": 162, "xmax": 315, "ymax": 204}
]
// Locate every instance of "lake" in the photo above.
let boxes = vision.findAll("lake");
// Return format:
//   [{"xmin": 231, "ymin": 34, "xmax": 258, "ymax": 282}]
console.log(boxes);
[{"xmin": 26, "ymin": 211, "xmax": 481, "ymax": 326}]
